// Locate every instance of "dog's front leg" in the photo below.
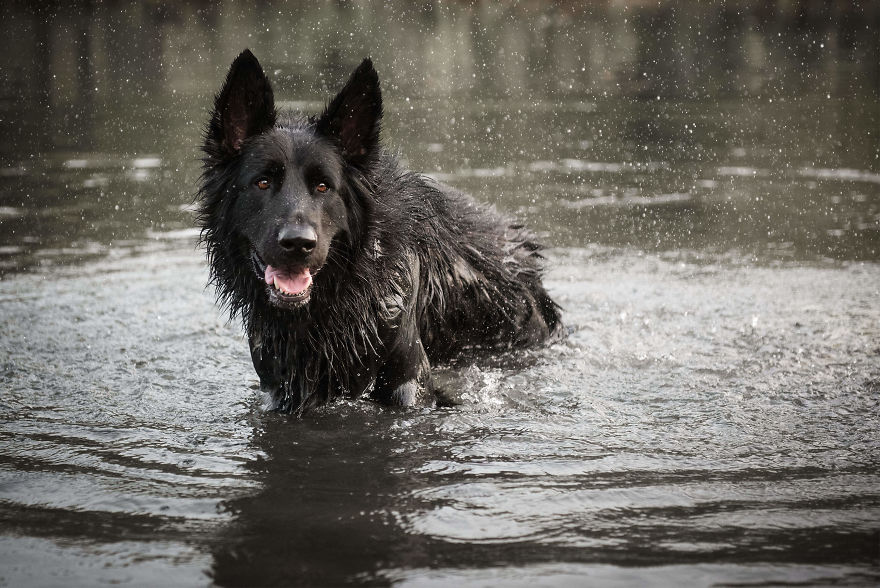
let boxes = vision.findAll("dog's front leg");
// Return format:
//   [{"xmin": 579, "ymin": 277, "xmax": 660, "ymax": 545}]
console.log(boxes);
[
  {"xmin": 248, "ymin": 329, "xmax": 288, "ymax": 404},
  {"xmin": 372, "ymin": 332, "xmax": 432, "ymax": 407},
  {"xmin": 371, "ymin": 252, "xmax": 434, "ymax": 406}
]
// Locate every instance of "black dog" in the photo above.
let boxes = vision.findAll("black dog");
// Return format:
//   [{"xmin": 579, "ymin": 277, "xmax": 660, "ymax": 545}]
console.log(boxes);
[{"xmin": 198, "ymin": 50, "xmax": 561, "ymax": 414}]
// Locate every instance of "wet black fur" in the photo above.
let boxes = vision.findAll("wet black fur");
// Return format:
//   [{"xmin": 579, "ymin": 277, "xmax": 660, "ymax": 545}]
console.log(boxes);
[{"xmin": 198, "ymin": 50, "xmax": 562, "ymax": 415}]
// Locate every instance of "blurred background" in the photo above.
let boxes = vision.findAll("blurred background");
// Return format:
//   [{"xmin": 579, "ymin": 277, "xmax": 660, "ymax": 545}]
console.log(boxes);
[{"xmin": 0, "ymin": 0, "xmax": 878, "ymax": 272}]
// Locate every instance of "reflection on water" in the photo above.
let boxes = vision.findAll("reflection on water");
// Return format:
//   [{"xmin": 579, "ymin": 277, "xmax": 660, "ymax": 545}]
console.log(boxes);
[{"xmin": 0, "ymin": 1, "xmax": 879, "ymax": 586}]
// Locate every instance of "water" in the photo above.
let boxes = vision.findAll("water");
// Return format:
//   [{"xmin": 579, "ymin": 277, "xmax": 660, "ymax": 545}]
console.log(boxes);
[{"xmin": 1, "ymin": 2, "xmax": 879, "ymax": 586}]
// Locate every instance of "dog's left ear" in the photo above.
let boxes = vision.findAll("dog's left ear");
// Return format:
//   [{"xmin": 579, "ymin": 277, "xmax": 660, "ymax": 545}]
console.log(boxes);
[
  {"xmin": 317, "ymin": 59, "xmax": 383, "ymax": 169},
  {"xmin": 206, "ymin": 49, "xmax": 276, "ymax": 158}
]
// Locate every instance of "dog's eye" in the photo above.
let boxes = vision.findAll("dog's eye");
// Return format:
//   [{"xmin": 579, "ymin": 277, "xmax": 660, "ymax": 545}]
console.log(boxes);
[
  {"xmin": 316, "ymin": 183, "xmax": 328, "ymax": 193},
  {"xmin": 255, "ymin": 178, "xmax": 271, "ymax": 190}
]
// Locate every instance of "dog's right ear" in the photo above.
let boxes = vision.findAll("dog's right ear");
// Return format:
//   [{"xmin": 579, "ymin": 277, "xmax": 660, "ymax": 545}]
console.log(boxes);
[{"xmin": 206, "ymin": 49, "xmax": 276, "ymax": 158}]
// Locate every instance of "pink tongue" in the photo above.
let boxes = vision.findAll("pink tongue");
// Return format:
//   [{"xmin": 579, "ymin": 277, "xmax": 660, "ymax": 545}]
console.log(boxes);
[{"xmin": 264, "ymin": 265, "xmax": 312, "ymax": 295}]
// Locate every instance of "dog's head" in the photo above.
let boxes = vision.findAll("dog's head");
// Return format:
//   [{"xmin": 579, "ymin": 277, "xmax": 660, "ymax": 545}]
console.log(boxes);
[{"xmin": 202, "ymin": 50, "xmax": 382, "ymax": 310}]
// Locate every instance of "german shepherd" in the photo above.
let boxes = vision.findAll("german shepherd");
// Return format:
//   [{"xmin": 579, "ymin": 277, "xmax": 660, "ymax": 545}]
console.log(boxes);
[{"xmin": 198, "ymin": 50, "xmax": 561, "ymax": 414}]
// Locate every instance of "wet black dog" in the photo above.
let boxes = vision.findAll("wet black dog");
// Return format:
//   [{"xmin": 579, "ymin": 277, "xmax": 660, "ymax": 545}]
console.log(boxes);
[{"xmin": 198, "ymin": 50, "xmax": 561, "ymax": 414}]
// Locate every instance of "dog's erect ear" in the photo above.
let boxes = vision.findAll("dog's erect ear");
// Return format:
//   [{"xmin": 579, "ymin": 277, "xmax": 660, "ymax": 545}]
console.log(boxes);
[
  {"xmin": 316, "ymin": 59, "xmax": 383, "ymax": 168},
  {"xmin": 207, "ymin": 49, "xmax": 276, "ymax": 156}
]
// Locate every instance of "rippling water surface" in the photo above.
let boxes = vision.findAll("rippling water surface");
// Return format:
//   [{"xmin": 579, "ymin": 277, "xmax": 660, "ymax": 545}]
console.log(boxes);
[
  {"xmin": 2, "ymin": 244, "xmax": 878, "ymax": 585},
  {"xmin": 1, "ymin": 2, "xmax": 879, "ymax": 586}
]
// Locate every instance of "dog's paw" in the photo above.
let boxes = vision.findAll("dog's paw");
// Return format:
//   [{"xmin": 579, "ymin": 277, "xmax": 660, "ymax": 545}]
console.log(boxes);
[{"xmin": 389, "ymin": 380, "xmax": 419, "ymax": 406}]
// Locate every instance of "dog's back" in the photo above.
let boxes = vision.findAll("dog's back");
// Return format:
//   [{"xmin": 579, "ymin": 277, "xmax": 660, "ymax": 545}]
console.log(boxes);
[{"xmin": 385, "ymin": 170, "xmax": 562, "ymax": 361}]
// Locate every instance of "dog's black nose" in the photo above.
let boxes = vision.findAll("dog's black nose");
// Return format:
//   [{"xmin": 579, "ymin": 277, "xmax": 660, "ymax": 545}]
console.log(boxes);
[{"xmin": 278, "ymin": 225, "xmax": 317, "ymax": 255}]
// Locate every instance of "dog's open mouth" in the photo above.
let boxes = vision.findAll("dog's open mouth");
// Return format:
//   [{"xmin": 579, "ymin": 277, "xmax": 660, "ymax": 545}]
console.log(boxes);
[{"xmin": 251, "ymin": 251, "xmax": 313, "ymax": 307}]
